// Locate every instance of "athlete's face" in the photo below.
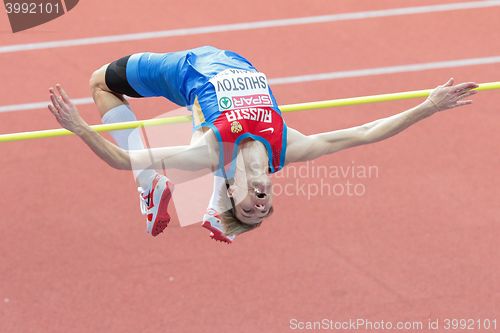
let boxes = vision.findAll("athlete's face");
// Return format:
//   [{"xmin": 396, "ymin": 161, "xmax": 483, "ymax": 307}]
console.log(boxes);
[{"xmin": 228, "ymin": 176, "xmax": 273, "ymax": 225}]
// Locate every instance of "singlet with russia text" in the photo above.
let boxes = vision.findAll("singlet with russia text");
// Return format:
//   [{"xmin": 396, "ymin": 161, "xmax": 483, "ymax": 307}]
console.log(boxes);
[
  {"xmin": 187, "ymin": 48, "xmax": 287, "ymax": 178},
  {"xmin": 126, "ymin": 46, "xmax": 287, "ymax": 177}
]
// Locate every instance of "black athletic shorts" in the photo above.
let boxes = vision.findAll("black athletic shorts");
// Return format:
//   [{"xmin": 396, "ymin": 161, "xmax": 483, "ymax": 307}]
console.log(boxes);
[{"xmin": 105, "ymin": 55, "xmax": 143, "ymax": 98}]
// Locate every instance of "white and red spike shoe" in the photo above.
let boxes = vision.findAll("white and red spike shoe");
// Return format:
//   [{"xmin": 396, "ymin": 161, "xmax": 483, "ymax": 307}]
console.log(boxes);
[
  {"xmin": 201, "ymin": 208, "xmax": 235, "ymax": 244},
  {"xmin": 138, "ymin": 174, "xmax": 174, "ymax": 237}
]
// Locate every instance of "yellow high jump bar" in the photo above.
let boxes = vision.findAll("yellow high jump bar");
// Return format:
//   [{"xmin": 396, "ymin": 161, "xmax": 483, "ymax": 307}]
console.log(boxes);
[{"xmin": 1, "ymin": 81, "xmax": 499, "ymax": 143}]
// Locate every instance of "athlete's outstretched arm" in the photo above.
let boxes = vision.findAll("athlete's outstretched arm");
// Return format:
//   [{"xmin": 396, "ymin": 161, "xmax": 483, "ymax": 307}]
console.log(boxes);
[
  {"xmin": 48, "ymin": 85, "xmax": 215, "ymax": 171},
  {"xmin": 285, "ymin": 78, "xmax": 478, "ymax": 164}
]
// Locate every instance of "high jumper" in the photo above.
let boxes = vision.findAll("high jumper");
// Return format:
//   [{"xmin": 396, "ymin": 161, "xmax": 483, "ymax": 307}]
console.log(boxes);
[{"xmin": 47, "ymin": 46, "xmax": 478, "ymax": 243}]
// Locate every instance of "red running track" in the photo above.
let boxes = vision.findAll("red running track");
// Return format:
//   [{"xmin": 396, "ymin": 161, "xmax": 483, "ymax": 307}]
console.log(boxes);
[{"xmin": 0, "ymin": 1, "xmax": 499, "ymax": 332}]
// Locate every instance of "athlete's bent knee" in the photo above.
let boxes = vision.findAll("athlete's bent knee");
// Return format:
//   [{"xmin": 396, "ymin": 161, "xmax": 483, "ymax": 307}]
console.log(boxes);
[{"xmin": 89, "ymin": 64, "xmax": 110, "ymax": 94}]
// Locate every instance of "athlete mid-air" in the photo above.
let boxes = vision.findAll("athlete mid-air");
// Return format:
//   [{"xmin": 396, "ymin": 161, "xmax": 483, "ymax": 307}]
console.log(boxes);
[{"xmin": 47, "ymin": 46, "xmax": 478, "ymax": 243}]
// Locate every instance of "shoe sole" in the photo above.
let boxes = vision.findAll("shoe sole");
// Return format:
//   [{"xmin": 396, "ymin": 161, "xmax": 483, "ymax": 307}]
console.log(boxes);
[
  {"xmin": 201, "ymin": 221, "xmax": 232, "ymax": 244},
  {"xmin": 151, "ymin": 180, "xmax": 174, "ymax": 237}
]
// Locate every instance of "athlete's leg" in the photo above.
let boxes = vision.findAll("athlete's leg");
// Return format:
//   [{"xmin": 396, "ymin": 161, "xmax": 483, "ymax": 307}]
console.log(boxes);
[
  {"xmin": 89, "ymin": 64, "xmax": 124, "ymax": 117},
  {"xmin": 89, "ymin": 56, "xmax": 171, "ymax": 237},
  {"xmin": 89, "ymin": 59, "xmax": 156, "ymax": 188}
]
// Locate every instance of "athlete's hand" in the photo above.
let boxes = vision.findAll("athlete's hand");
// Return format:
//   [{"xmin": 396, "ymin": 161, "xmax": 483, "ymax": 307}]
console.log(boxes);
[
  {"xmin": 48, "ymin": 84, "xmax": 89, "ymax": 135},
  {"xmin": 425, "ymin": 78, "xmax": 479, "ymax": 112}
]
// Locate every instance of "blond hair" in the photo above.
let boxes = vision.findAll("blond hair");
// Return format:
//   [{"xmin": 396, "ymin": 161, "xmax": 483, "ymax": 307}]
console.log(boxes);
[
  {"xmin": 219, "ymin": 209, "xmax": 262, "ymax": 236},
  {"xmin": 217, "ymin": 196, "xmax": 275, "ymax": 236}
]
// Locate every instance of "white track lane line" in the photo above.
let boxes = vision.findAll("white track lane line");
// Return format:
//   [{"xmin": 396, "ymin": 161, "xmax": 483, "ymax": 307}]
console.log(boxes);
[
  {"xmin": 1, "ymin": 55, "xmax": 499, "ymax": 113},
  {"xmin": 270, "ymin": 56, "xmax": 500, "ymax": 85},
  {"xmin": 1, "ymin": 1, "xmax": 499, "ymax": 54}
]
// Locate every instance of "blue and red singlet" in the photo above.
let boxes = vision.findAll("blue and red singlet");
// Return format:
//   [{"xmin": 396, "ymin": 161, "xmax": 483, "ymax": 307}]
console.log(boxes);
[{"xmin": 125, "ymin": 46, "xmax": 287, "ymax": 177}]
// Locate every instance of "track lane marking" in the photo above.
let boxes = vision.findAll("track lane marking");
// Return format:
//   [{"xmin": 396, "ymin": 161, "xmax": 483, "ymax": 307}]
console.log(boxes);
[
  {"xmin": 1, "ymin": 1, "xmax": 499, "ymax": 54},
  {"xmin": 1, "ymin": 55, "xmax": 499, "ymax": 113}
]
